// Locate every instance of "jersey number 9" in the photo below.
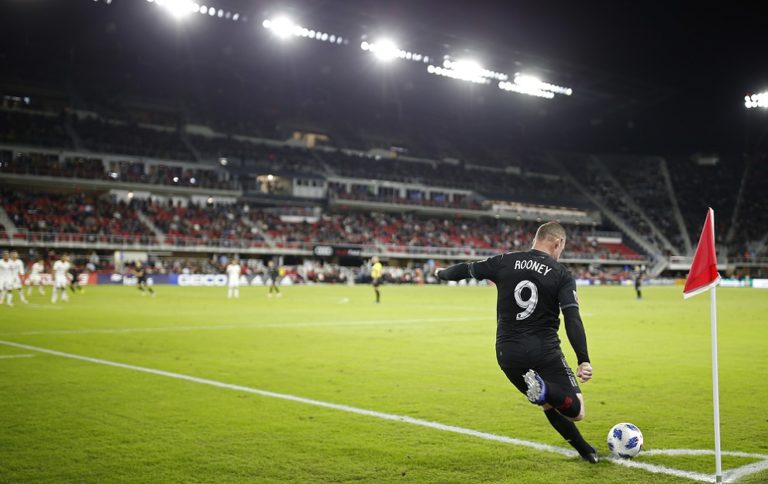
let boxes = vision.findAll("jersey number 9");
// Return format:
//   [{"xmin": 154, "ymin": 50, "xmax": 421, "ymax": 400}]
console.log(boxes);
[{"xmin": 514, "ymin": 279, "xmax": 539, "ymax": 320}]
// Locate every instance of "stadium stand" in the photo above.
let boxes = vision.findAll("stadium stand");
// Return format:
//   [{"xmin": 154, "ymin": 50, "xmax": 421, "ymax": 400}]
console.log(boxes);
[
  {"xmin": 730, "ymin": 155, "xmax": 768, "ymax": 257},
  {"xmin": 73, "ymin": 117, "xmax": 194, "ymax": 161},
  {"xmin": 599, "ymin": 155, "xmax": 688, "ymax": 254},
  {"xmin": 0, "ymin": 109, "xmax": 73, "ymax": 148},
  {"xmin": 666, "ymin": 156, "xmax": 745, "ymax": 252},
  {"xmin": 1, "ymin": 191, "xmax": 155, "ymax": 245},
  {"xmin": 0, "ymin": 148, "xmax": 238, "ymax": 190},
  {"xmin": 0, "ymin": 96, "xmax": 762, "ymax": 271},
  {"xmin": 143, "ymin": 199, "xmax": 266, "ymax": 248}
]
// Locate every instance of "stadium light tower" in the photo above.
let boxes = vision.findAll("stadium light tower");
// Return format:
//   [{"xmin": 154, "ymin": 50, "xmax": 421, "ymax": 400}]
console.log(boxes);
[
  {"xmin": 370, "ymin": 39, "xmax": 400, "ymax": 62},
  {"xmin": 262, "ymin": 16, "xmax": 346, "ymax": 45},
  {"xmin": 744, "ymin": 91, "xmax": 768, "ymax": 109},
  {"xmin": 264, "ymin": 16, "xmax": 297, "ymax": 39},
  {"xmin": 360, "ymin": 39, "xmax": 429, "ymax": 64},
  {"xmin": 153, "ymin": 0, "xmax": 196, "ymax": 19}
]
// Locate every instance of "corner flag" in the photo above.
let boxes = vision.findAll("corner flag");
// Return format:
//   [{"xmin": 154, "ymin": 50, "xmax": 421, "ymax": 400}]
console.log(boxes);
[
  {"xmin": 684, "ymin": 207, "xmax": 721, "ymax": 298},
  {"xmin": 684, "ymin": 207, "xmax": 723, "ymax": 483}
]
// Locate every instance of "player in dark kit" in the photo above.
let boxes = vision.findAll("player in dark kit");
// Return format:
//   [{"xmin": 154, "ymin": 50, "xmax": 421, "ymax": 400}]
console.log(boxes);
[
  {"xmin": 634, "ymin": 265, "xmax": 644, "ymax": 300},
  {"xmin": 133, "ymin": 262, "xmax": 155, "ymax": 296},
  {"xmin": 435, "ymin": 221, "xmax": 598, "ymax": 463},
  {"xmin": 267, "ymin": 260, "xmax": 281, "ymax": 297},
  {"xmin": 68, "ymin": 264, "xmax": 84, "ymax": 294}
]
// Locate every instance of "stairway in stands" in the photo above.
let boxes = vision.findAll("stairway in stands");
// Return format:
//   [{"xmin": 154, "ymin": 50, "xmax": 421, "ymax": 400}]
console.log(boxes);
[
  {"xmin": 0, "ymin": 205, "xmax": 19, "ymax": 239},
  {"xmin": 136, "ymin": 211, "xmax": 166, "ymax": 245}
]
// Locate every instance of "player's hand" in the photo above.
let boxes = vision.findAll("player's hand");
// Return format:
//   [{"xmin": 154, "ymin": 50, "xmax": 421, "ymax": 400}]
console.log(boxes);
[{"xmin": 576, "ymin": 362, "xmax": 593, "ymax": 383}]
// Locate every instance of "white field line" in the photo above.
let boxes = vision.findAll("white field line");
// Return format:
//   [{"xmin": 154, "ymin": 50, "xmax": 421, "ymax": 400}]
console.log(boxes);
[
  {"xmin": 0, "ymin": 317, "xmax": 479, "ymax": 337},
  {"xmin": 0, "ymin": 354, "xmax": 34, "ymax": 359},
  {"xmin": 2, "ymin": 341, "xmax": 766, "ymax": 482},
  {"xmin": 644, "ymin": 449, "xmax": 768, "ymax": 483},
  {"xmin": 724, "ymin": 460, "xmax": 768, "ymax": 482}
]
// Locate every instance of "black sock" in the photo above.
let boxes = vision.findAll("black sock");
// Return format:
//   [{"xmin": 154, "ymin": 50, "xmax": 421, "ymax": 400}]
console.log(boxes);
[
  {"xmin": 375, "ymin": 289, "xmax": 380, "ymax": 302},
  {"xmin": 544, "ymin": 408, "xmax": 592, "ymax": 455},
  {"xmin": 541, "ymin": 382, "xmax": 582, "ymax": 419}
]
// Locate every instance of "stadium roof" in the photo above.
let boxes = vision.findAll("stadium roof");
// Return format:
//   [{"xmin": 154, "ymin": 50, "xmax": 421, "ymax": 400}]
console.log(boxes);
[{"xmin": 0, "ymin": 1, "xmax": 766, "ymax": 156}]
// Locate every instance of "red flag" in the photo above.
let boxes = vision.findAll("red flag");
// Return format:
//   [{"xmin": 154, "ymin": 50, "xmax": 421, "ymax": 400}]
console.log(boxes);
[{"xmin": 684, "ymin": 208, "xmax": 721, "ymax": 298}]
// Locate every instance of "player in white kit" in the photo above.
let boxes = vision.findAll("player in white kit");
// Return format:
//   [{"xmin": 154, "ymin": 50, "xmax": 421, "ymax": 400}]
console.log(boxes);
[
  {"xmin": 27, "ymin": 256, "xmax": 46, "ymax": 296},
  {"xmin": 226, "ymin": 258, "xmax": 242, "ymax": 299},
  {"xmin": 51, "ymin": 254, "xmax": 72, "ymax": 303},
  {"xmin": 0, "ymin": 251, "xmax": 13, "ymax": 306},
  {"xmin": 7, "ymin": 251, "xmax": 28, "ymax": 305}
]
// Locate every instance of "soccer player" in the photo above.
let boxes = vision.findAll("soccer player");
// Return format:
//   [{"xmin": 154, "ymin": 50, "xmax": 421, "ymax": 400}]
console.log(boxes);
[
  {"xmin": 226, "ymin": 258, "xmax": 242, "ymax": 299},
  {"xmin": 68, "ymin": 262, "xmax": 84, "ymax": 294},
  {"xmin": 133, "ymin": 262, "xmax": 155, "ymax": 296},
  {"xmin": 370, "ymin": 256, "xmax": 383, "ymax": 303},
  {"xmin": 435, "ymin": 221, "xmax": 598, "ymax": 463},
  {"xmin": 634, "ymin": 265, "xmax": 644, "ymax": 300},
  {"xmin": 51, "ymin": 254, "xmax": 71, "ymax": 303},
  {"xmin": 27, "ymin": 256, "xmax": 46, "ymax": 296},
  {"xmin": 0, "ymin": 251, "xmax": 14, "ymax": 306},
  {"xmin": 8, "ymin": 251, "xmax": 28, "ymax": 305},
  {"xmin": 267, "ymin": 260, "xmax": 281, "ymax": 298}
]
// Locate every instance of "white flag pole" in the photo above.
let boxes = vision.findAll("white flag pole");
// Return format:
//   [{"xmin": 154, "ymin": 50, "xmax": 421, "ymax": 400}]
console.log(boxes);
[{"xmin": 710, "ymin": 285, "xmax": 722, "ymax": 483}]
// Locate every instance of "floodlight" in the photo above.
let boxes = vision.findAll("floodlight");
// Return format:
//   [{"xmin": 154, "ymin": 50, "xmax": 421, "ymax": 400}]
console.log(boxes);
[
  {"xmin": 514, "ymin": 74, "xmax": 542, "ymax": 88},
  {"xmin": 155, "ymin": 0, "xmax": 195, "ymax": 19},
  {"xmin": 451, "ymin": 59, "xmax": 484, "ymax": 77},
  {"xmin": 745, "ymin": 91, "xmax": 768, "ymax": 109},
  {"xmin": 269, "ymin": 17, "xmax": 297, "ymax": 38},
  {"xmin": 499, "ymin": 80, "xmax": 555, "ymax": 99},
  {"xmin": 371, "ymin": 39, "xmax": 400, "ymax": 61},
  {"xmin": 514, "ymin": 74, "xmax": 573, "ymax": 96}
]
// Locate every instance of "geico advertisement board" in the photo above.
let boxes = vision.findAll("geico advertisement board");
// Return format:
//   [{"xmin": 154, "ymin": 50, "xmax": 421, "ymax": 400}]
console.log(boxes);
[
  {"xmin": 177, "ymin": 274, "xmax": 259, "ymax": 286},
  {"xmin": 178, "ymin": 274, "xmax": 229, "ymax": 286}
]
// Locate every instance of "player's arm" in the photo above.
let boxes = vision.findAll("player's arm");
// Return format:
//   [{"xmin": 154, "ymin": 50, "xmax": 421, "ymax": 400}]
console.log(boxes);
[
  {"xmin": 435, "ymin": 254, "xmax": 503, "ymax": 282},
  {"xmin": 558, "ymin": 273, "xmax": 592, "ymax": 382}
]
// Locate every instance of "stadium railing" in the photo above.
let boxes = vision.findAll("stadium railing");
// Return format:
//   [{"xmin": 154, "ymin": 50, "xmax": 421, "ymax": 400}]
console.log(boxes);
[{"xmin": 0, "ymin": 231, "xmax": 650, "ymax": 264}]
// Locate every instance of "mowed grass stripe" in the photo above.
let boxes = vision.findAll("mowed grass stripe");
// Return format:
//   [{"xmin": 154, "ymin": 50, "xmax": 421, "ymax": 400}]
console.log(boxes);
[
  {"xmin": 0, "ymin": 339, "xmax": 719, "ymax": 482},
  {"xmin": 1, "ymin": 285, "xmax": 767, "ymax": 483}
]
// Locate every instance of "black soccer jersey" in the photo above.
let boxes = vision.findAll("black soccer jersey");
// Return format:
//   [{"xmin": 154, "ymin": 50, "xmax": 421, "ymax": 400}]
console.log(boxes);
[
  {"xmin": 469, "ymin": 248, "xmax": 578, "ymax": 346},
  {"xmin": 438, "ymin": 248, "xmax": 588, "ymax": 363}
]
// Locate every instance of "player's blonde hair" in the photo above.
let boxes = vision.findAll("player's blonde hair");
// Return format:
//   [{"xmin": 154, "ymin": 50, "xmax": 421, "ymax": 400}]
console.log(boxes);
[{"xmin": 534, "ymin": 221, "xmax": 566, "ymax": 242}]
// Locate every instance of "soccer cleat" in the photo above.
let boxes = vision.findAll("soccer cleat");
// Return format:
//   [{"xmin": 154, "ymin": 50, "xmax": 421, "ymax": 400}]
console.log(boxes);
[
  {"xmin": 523, "ymin": 369, "xmax": 547, "ymax": 405},
  {"xmin": 579, "ymin": 447, "xmax": 599, "ymax": 464}
]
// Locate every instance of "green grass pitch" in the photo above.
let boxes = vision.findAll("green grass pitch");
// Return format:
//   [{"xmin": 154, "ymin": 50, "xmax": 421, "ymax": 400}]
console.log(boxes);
[{"xmin": 1, "ymin": 284, "xmax": 767, "ymax": 483}]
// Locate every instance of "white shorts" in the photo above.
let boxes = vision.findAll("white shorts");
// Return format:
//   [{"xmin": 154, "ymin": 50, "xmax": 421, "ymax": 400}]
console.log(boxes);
[
  {"xmin": 54, "ymin": 276, "xmax": 69, "ymax": 289},
  {"xmin": 0, "ymin": 279, "xmax": 12, "ymax": 291},
  {"xmin": 11, "ymin": 278, "xmax": 22, "ymax": 290},
  {"xmin": 29, "ymin": 275, "xmax": 42, "ymax": 285},
  {"xmin": 228, "ymin": 281, "xmax": 240, "ymax": 288}
]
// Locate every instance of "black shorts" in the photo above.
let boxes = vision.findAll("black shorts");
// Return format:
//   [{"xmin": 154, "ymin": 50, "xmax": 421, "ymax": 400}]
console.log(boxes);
[
  {"xmin": 372, "ymin": 278, "xmax": 381, "ymax": 287},
  {"xmin": 500, "ymin": 352, "xmax": 581, "ymax": 396},
  {"xmin": 137, "ymin": 276, "xmax": 148, "ymax": 285}
]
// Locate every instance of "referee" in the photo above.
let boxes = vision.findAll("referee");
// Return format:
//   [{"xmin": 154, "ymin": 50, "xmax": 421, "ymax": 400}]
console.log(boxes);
[{"xmin": 435, "ymin": 221, "xmax": 598, "ymax": 463}]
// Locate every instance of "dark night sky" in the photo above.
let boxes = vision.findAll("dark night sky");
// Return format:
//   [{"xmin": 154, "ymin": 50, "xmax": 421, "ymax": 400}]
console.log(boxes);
[{"xmin": 1, "ymin": 0, "xmax": 766, "ymax": 156}]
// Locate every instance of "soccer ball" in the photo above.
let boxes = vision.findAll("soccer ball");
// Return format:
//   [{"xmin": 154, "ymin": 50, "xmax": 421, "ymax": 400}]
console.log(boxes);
[{"xmin": 607, "ymin": 422, "xmax": 643, "ymax": 458}]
